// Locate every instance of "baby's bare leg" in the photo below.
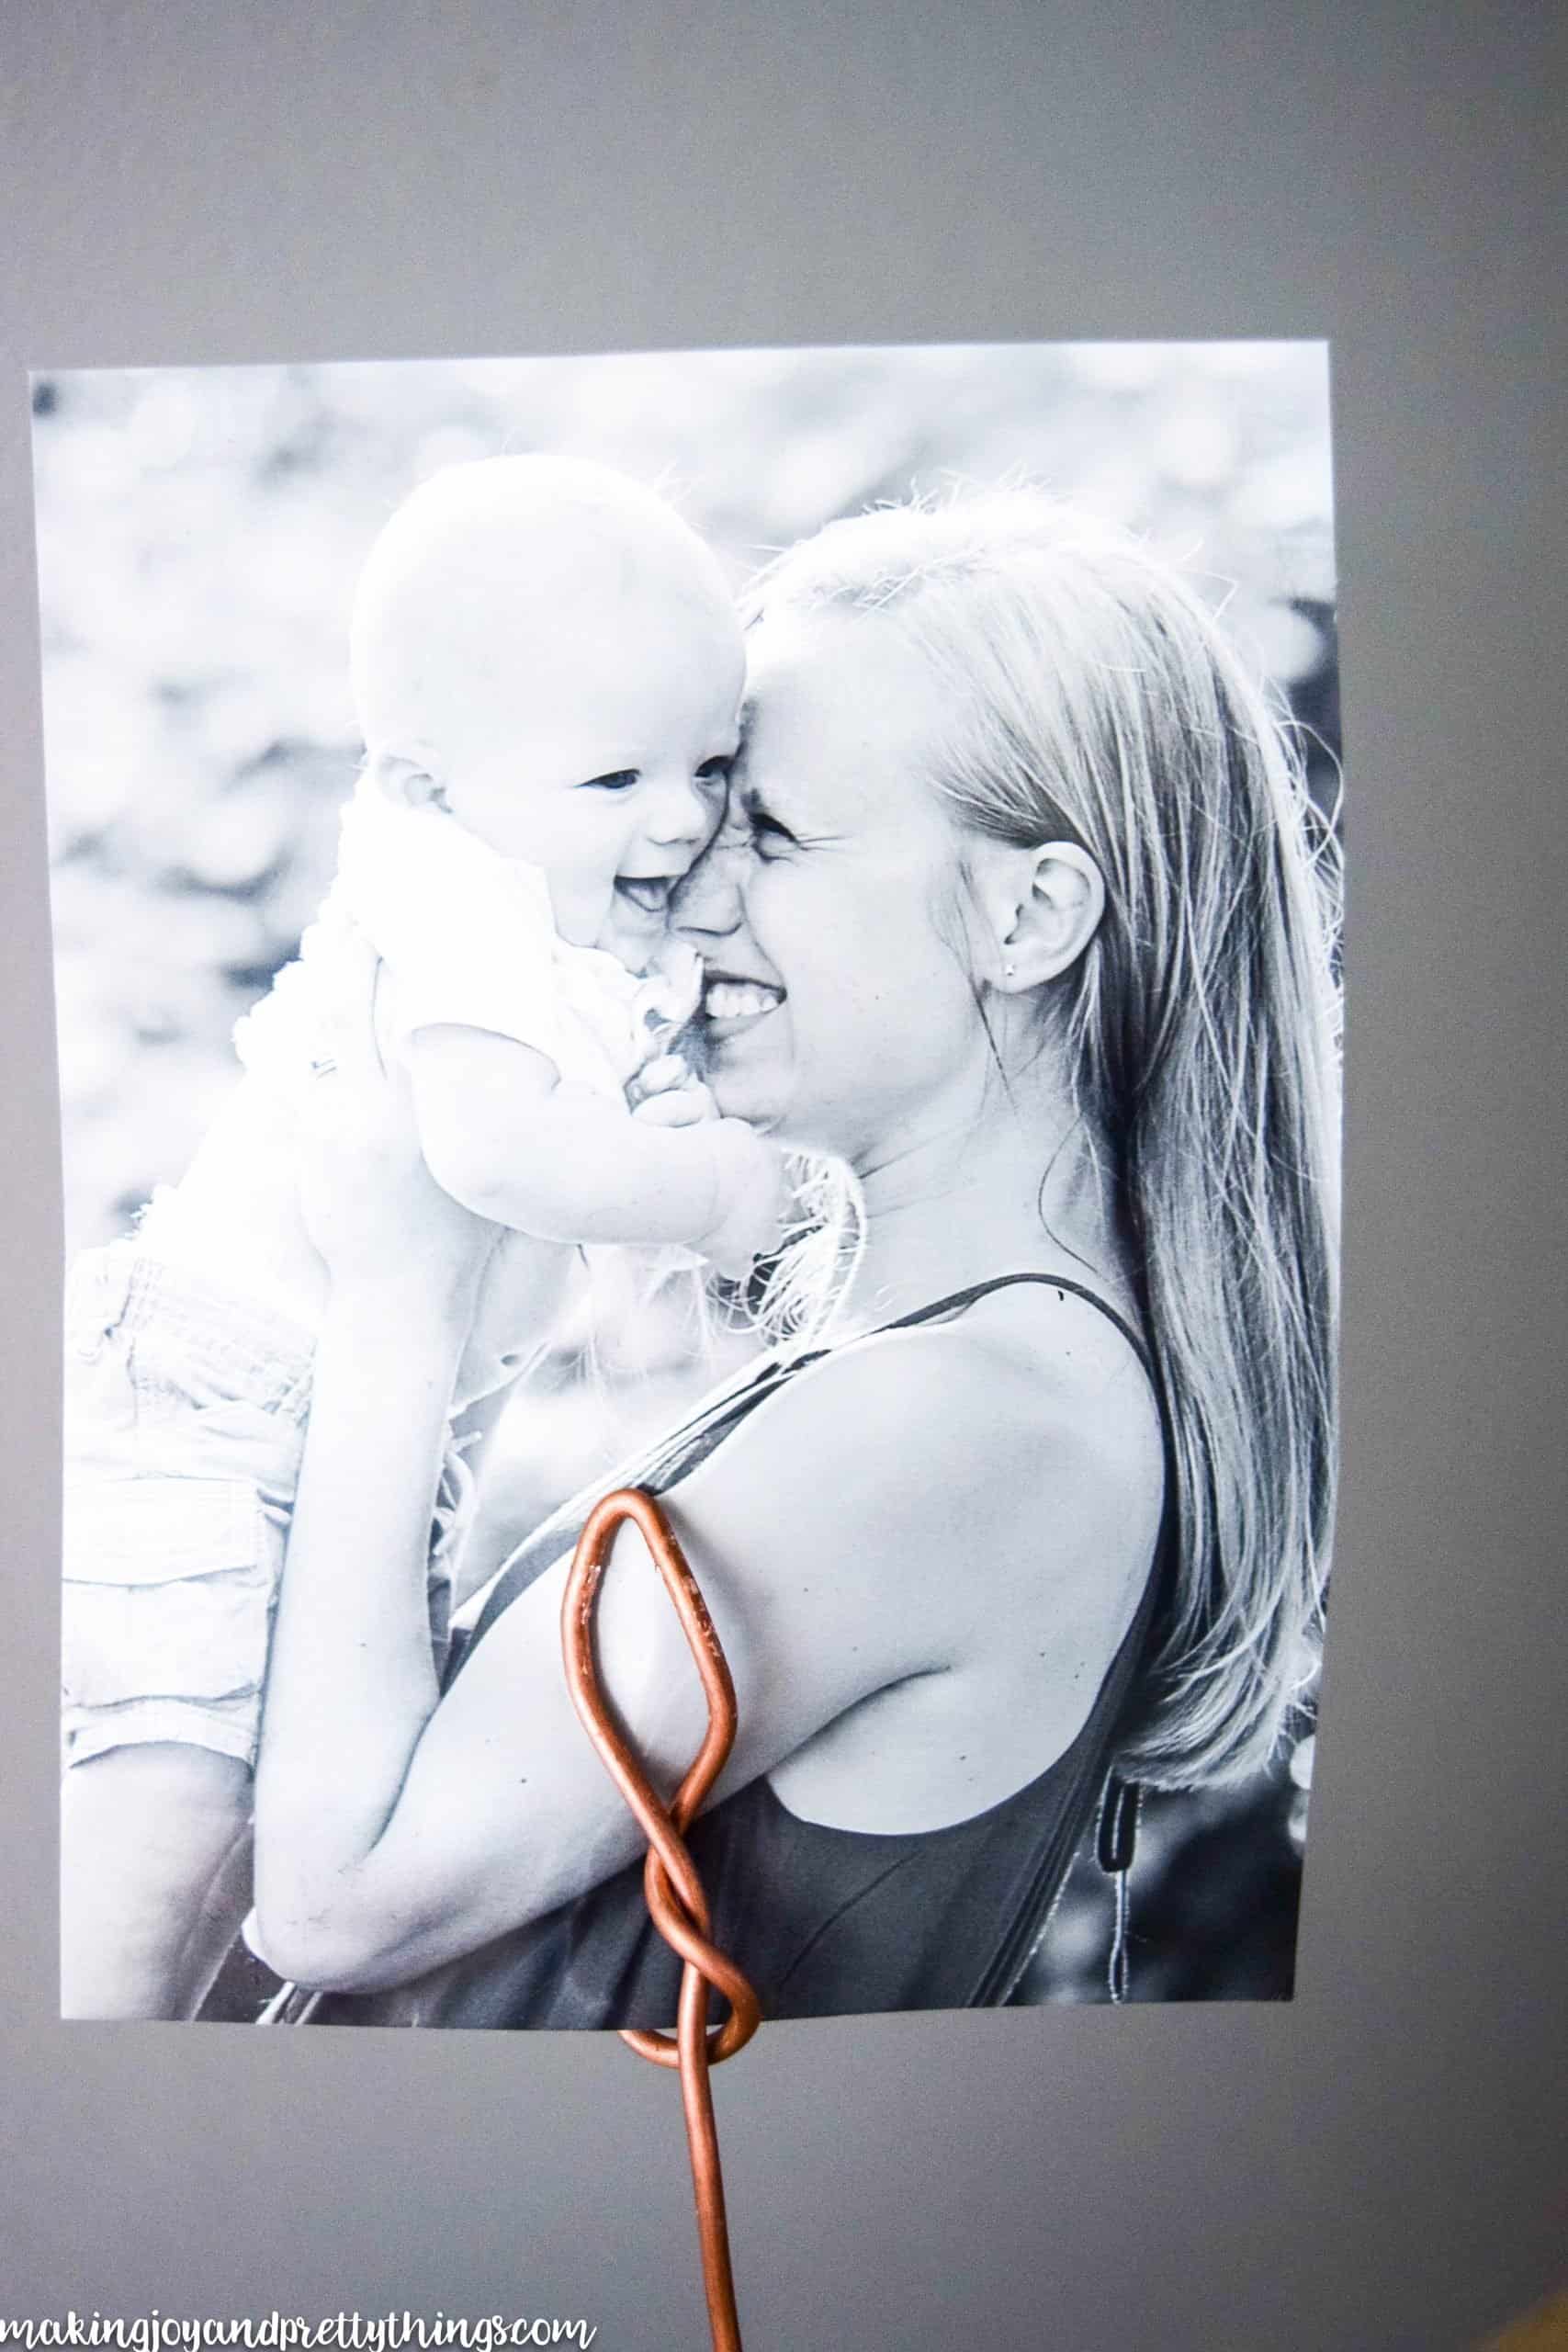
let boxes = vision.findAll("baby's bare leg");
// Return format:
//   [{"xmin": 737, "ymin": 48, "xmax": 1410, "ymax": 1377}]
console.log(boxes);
[{"xmin": 61, "ymin": 1745, "xmax": 253, "ymax": 2020}]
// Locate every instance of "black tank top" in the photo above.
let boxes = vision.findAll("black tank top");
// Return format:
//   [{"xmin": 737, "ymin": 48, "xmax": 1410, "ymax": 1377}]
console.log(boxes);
[{"xmin": 273, "ymin": 1274, "xmax": 1170, "ymax": 2028}]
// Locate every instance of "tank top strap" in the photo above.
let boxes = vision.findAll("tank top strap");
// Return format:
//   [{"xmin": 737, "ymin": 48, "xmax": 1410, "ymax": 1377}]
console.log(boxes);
[
  {"xmin": 455, "ymin": 1352, "xmax": 801, "ymax": 1661},
  {"xmin": 852, "ymin": 1271, "xmax": 1153, "ymax": 1378},
  {"xmin": 454, "ymin": 1270, "xmax": 1152, "ymax": 1669}
]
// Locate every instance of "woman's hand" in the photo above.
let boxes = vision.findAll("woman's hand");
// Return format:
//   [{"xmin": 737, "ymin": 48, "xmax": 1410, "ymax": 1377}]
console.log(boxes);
[{"xmin": 293, "ymin": 927, "xmax": 496, "ymax": 1308}]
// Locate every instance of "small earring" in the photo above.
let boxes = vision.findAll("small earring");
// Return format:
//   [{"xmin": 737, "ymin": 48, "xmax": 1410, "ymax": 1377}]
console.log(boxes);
[{"xmin": 1004, "ymin": 961, "xmax": 1016, "ymax": 978}]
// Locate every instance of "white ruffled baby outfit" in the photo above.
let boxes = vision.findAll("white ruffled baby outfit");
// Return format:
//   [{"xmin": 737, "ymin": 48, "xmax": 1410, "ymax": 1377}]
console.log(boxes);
[
  {"xmin": 63, "ymin": 790, "xmax": 704, "ymax": 1771},
  {"xmin": 237, "ymin": 788, "xmax": 703, "ymax": 1101}
]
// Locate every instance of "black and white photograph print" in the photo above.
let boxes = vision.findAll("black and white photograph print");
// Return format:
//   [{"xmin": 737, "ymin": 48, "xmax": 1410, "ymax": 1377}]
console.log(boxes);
[{"xmin": 36, "ymin": 340, "xmax": 1342, "ymax": 2028}]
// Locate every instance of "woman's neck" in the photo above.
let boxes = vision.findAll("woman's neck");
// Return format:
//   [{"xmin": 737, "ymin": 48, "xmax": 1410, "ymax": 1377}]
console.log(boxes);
[{"xmin": 826, "ymin": 1068, "xmax": 1130, "ymax": 1340}]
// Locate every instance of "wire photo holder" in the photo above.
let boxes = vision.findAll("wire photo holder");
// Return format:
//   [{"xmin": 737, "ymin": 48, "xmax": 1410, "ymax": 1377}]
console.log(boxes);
[{"xmin": 561, "ymin": 1487, "xmax": 761, "ymax": 2352}]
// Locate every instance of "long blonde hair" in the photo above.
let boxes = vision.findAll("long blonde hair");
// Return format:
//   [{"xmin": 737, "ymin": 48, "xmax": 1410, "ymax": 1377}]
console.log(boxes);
[{"xmin": 746, "ymin": 491, "xmax": 1341, "ymax": 1787}]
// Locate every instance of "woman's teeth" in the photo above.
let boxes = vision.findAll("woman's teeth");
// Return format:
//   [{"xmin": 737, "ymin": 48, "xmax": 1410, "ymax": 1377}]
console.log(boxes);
[{"xmin": 705, "ymin": 981, "xmax": 782, "ymax": 1022}]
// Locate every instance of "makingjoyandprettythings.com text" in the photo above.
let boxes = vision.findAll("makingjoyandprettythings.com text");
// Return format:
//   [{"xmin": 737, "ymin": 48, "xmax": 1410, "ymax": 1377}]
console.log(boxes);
[{"xmin": 0, "ymin": 2321, "xmax": 598, "ymax": 2352}]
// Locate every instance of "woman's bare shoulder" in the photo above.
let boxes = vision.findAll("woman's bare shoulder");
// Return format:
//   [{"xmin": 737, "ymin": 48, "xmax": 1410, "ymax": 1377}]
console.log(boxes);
[
  {"xmin": 954, "ymin": 1277, "xmax": 1164, "ymax": 1463},
  {"xmin": 667, "ymin": 1293, "xmax": 1163, "ymax": 1648},
  {"xmin": 750, "ymin": 1288, "xmax": 1158, "ymax": 1483}
]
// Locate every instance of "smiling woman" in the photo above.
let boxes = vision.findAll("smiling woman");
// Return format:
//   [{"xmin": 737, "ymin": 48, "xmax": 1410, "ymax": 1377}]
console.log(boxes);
[{"xmin": 234, "ymin": 484, "xmax": 1338, "ymax": 2029}]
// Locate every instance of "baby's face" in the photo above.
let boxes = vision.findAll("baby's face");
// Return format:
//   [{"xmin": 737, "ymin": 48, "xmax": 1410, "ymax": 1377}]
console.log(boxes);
[{"xmin": 420, "ymin": 570, "xmax": 743, "ymax": 967}]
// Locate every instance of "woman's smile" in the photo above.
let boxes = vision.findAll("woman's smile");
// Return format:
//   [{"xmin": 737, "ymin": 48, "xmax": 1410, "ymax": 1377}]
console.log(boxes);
[
  {"xmin": 701, "ymin": 970, "xmax": 787, "ymax": 1032},
  {"xmin": 674, "ymin": 601, "xmax": 996, "ymax": 1159}
]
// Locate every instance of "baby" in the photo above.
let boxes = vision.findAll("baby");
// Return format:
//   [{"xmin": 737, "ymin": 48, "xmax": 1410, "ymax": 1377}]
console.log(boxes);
[{"xmin": 60, "ymin": 457, "xmax": 784, "ymax": 2019}]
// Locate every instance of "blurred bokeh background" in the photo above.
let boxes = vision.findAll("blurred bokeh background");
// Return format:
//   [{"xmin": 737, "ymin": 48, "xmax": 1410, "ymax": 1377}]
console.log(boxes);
[{"xmin": 33, "ymin": 341, "xmax": 1337, "ymax": 2007}]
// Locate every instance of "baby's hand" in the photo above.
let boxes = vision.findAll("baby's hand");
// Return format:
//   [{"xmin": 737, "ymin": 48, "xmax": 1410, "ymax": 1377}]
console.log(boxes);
[
  {"xmin": 628, "ymin": 1053, "xmax": 718, "ymax": 1130},
  {"xmin": 696, "ymin": 1121, "xmax": 792, "ymax": 1283}
]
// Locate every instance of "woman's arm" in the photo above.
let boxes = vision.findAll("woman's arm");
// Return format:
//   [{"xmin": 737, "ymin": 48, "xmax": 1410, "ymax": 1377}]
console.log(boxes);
[
  {"xmin": 250, "ymin": 1267, "xmax": 472, "ymax": 1956},
  {"xmin": 249, "ymin": 1307, "xmax": 1093, "ymax": 1994},
  {"xmin": 249, "ymin": 928, "xmax": 498, "ymax": 1962}
]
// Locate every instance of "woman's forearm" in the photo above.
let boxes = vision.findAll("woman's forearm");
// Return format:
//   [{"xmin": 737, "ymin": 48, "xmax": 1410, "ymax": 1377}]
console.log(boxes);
[{"xmin": 252, "ymin": 1273, "xmax": 473, "ymax": 1962}]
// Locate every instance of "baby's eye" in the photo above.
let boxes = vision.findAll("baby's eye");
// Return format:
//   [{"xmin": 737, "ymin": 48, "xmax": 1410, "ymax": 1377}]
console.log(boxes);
[
  {"xmin": 579, "ymin": 769, "xmax": 640, "ymax": 793},
  {"xmin": 694, "ymin": 757, "xmax": 732, "ymax": 789}
]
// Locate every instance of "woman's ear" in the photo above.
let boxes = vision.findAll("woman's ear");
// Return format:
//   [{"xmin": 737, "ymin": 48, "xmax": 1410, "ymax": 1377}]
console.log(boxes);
[{"xmin": 979, "ymin": 840, "xmax": 1106, "ymax": 991}]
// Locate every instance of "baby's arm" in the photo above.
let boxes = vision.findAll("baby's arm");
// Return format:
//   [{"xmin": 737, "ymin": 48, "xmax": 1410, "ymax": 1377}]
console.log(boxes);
[{"xmin": 406, "ymin": 1025, "xmax": 783, "ymax": 1275}]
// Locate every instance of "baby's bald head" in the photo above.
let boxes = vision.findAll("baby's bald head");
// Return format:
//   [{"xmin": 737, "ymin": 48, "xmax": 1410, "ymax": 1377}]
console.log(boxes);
[
  {"xmin": 350, "ymin": 455, "xmax": 737, "ymax": 776},
  {"xmin": 344, "ymin": 456, "xmax": 745, "ymax": 962}
]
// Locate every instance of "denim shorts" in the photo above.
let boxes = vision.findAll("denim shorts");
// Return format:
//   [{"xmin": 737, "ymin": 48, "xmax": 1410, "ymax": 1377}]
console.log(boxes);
[{"xmin": 62, "ymin": 1241, "xmax": 458, "ymax": 1771}]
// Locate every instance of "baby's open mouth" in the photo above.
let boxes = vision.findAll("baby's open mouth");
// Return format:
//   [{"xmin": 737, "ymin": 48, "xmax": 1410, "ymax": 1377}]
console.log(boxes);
[
  {"xmin": 702, "ymin": 976, "xmax": 785, "ymax": 1024},
  {"xmin": 615, "ymin": 874, "xmax": 678, "ymax": 915}
]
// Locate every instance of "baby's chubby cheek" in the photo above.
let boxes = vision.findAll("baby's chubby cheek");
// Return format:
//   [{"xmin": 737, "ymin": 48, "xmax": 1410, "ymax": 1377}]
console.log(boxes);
[
  {"xmin": 545, "ymin": 871, "xmax": 615, "ymax": 951},
  {"xmin": 560, "ymin": 903, "xmax": 609, "ymax": 953}
]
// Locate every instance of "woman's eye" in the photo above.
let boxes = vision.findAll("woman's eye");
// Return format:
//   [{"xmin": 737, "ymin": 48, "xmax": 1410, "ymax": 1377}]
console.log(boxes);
[
  {"xmin": 750, "ymin": 811, "xmax": 797, "ymax": 859},
  {"xmin": 579, "ymin": 769, "xmax": 640, "ymax": 793}
]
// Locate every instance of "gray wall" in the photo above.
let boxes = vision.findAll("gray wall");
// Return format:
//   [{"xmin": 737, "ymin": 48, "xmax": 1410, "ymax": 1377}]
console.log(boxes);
[{"xmin": 2, "ymin": 5, "xmax": 1563, "ymax": 2346}]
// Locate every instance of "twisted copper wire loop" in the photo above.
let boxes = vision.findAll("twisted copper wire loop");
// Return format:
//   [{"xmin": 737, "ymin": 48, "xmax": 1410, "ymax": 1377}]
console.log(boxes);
[{"xmin": 561, "ymin": 1487, "xmax": 762, "ymax": 2352}]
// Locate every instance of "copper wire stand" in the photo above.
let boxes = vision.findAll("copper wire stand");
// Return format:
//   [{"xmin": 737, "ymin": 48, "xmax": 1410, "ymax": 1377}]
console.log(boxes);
[{"xmin": 561, "ymin": 1488, "xmax": 762, "ymax": 2352}]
